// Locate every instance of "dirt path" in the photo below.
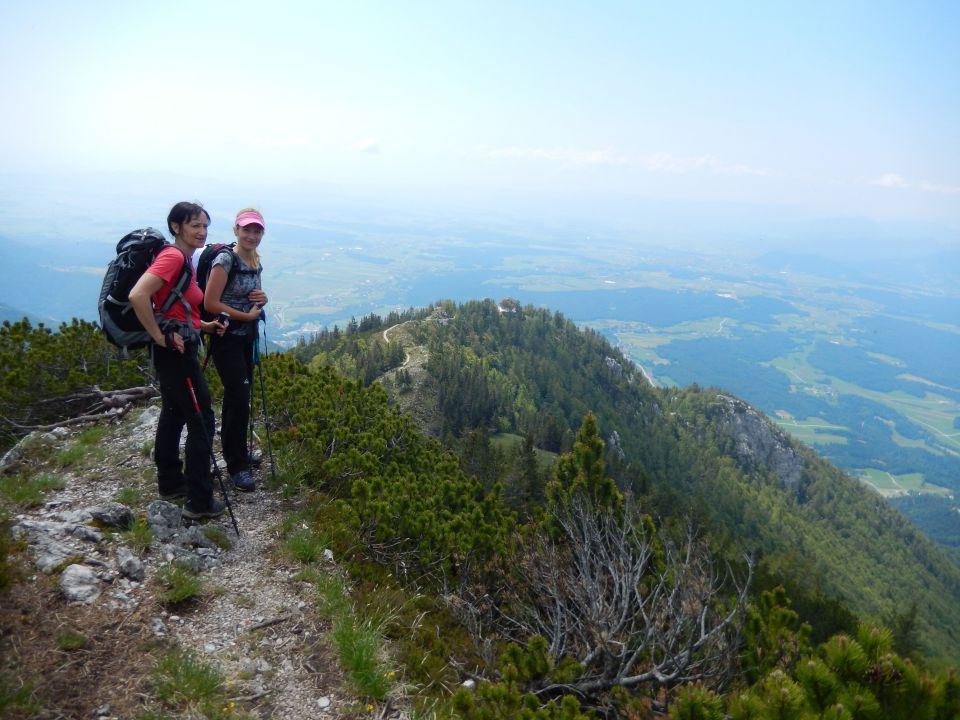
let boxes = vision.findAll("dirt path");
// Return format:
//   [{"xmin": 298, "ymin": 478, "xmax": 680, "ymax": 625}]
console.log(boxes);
[
  {"xmin": 2, "ymin": 406, "xmax": 361, "ymax": 719},
  {"xmin": 383, "ymin": 322, "xmax": 412, "ymax": 369}
]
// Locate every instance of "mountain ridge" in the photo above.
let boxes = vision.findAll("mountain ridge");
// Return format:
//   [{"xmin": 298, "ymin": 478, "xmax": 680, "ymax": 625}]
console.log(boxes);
[{"xmin": 298, "ymin": 299, "xmax": 960, "ymax": 666}]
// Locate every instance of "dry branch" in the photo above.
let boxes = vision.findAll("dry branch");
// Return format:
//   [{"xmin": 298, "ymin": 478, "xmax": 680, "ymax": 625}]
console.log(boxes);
[
  {"xmin": 4, "ymin": 385, "xmax": 158, "ymax": 432},
  {"xmin": 484, "ymin": 494, "xmax": 751, "ymax": 701}
]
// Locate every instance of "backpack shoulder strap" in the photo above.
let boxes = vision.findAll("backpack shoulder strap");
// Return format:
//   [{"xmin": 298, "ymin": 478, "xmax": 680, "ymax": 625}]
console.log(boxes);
[{"xmin": 156, "ymin": 246, "xmax": 194, "ymax": 316}]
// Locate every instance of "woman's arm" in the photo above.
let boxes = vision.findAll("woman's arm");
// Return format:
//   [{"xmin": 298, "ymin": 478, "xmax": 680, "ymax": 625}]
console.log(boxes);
[
  {"xmin": 204, "ymin": 265, "xmax": 262, "ymax": 322},
  {"xmin": 129, "ymin": 272, "xmax": 184, "ymax": 352}
]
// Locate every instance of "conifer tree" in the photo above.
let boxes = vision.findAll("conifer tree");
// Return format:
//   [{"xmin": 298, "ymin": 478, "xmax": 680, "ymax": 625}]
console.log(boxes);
[{"xmin": 548, "ymin": 412, "xmax": 621, "ymax": 512}]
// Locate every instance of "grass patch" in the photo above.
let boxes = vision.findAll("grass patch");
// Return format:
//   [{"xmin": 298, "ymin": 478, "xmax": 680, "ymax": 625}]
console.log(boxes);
[
  {"xmin": 333, "ymin": 616, "xmax": 393, "ymax": 700},
  {"xmin": 77, "ymin": 425, "xmax": 110, "ymax": 446},
  {"xmin": 150, "ymin": 649, "xmax": 241, "ymax": 719},
  {"xmin": 55, "ymin": 629, "xmax": 88, "ymax": 651},
  {"xmin": 281, "ymin": 528, "xmax": 327, "ymax": 565},
  {"xmin": 0, "ymin": 512, "xmax": 21, "ymax": 593},
  {"xmin": 141, "ymin": 439, "xmax": 154, "ymax": 458},
  {"xmin": 202, "ymin": 525, "xmax": 232, "ymax": 551},
  {"xmin": 315, "ymin": 573, "xmax": 352, "ymax": 619},
  {"xmin": 311, "ymin": 567, "xmax": 396, "ymax": 700},
  {"xmin": 0, "ymin": 471, "xmax": 65, "ymax": 508},
  {"xmin": 0, "ymin": 672, "xmax": 38, "ymax": 717},
  {"xmin": 266, "ymin": 445, "xmax": 309, "ymax": 497},
  {"xmin": 52, "ymin": 444, "xmax": 87, "ymax": 469},
  {"xmin": 278, "ymin": 511, "xmax": 331, "ymax": 566},
  {"xmin": 114, "ymin": 485, "xmax": 151, "ymax": 507},
  {"xmin": 235, "ymin": 593, "xmax": 256, "ymax": 609},
  {"xmin": 156, "ymin": 564, "xmax": 203, "ymax": 606},
  {"xmin": 121, "ymin": 516, "xmax": 154, "ymax": 555}
]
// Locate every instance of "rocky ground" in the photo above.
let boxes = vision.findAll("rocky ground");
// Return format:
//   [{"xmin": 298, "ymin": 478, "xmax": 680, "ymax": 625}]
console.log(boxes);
[{"xmin": 0, "ymin": 402, "xmax": 389, "ymax": 719}]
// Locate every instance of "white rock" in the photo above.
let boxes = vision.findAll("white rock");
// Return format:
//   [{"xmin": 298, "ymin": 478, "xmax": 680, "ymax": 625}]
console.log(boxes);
[
  {"xmin": 317, "ymin": 697, "xmax": 331, "ymax": 709},
  {"xmin": 137, "ymin": 406, "xmax": 161, "ymax": 428},
  {"xmin": 60, "ymin": 564, "xmax": 101, "ymax": 603},
  {"xmin": 116, "ymin": 547, "xmax": 145, "ymax": 581}
]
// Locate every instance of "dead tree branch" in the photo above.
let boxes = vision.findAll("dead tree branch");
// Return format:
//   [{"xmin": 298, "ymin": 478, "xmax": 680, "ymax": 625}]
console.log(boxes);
[
  {"xmin": 488, "ymin": 494, "xmax": 751, "ymax": 701},
  {"xmin": 3, "ymin": 385, "xmax": 158, "ymax": 432}
]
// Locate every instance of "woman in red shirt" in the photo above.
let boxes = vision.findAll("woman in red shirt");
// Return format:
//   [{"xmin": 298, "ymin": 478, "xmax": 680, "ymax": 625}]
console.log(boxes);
[{"xmin": 129, "ymin": 201, "xmax": 227, "ymax": 519}]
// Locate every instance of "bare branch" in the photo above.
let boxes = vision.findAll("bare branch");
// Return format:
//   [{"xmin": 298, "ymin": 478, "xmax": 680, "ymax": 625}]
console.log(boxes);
[{"xmin": 482, "ymin": 494, "xmax": 751, "ymax": 701}]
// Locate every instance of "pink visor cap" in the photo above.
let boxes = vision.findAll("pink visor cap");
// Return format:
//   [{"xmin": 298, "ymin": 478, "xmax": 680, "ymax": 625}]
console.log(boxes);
[{"xmin": 236, "ymin": 210, "xmax": 265, "ymax": 228}]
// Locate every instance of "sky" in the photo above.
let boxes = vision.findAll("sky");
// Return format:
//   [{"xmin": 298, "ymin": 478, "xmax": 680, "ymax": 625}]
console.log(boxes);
[{"xmin": 1, "ymin": 0, "xmax": 959, "ymax": 239}]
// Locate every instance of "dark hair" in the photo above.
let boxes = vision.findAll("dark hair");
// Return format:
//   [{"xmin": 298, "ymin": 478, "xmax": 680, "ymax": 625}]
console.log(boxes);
[{"xmin": 166, "ymin": 201, "xmax": 211, "ymax": 238}]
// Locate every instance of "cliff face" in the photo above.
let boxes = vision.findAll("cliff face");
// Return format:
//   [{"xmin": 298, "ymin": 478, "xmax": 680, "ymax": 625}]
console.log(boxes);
[{"xmin": 709, "ymin": 393, "xmax": 805, "ymax": 491}]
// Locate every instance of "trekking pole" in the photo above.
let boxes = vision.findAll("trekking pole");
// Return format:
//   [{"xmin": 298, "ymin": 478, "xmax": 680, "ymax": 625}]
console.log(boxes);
[
  {"xmin": 253, "ymin": 335, "xmax": 278, "ymax": 484},
  {"xmin": 185, "ymin": 376, "xmax": 240, "ymax": 536},
  {"xmin": 259, "ymin": 309, "xmax": 270, "ymax": 357},
  {"xmin": 247, "ymin": 338, "xmax": 256, "ymax": 451}
]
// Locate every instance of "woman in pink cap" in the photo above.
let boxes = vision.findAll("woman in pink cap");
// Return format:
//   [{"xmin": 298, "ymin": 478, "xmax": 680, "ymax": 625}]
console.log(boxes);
[{"xmin": 203, "ymin": 207, "xmax": 269, "ymax": 492}]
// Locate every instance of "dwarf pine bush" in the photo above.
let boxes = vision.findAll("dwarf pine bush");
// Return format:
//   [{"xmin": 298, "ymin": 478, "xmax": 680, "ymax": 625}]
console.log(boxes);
[{"xmin": 262, "ymin": 355, "xmax": 513, "ymax": 582}]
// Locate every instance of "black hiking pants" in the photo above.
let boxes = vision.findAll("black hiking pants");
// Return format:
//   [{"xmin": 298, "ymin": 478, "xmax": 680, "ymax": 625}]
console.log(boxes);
[
  {"xmin": 209, "ymin": 333, "xmax": 255, "ymax": 476},
  {"xmin": 153, "ymin": 340, "xmax": 216, "ymax": 509}
]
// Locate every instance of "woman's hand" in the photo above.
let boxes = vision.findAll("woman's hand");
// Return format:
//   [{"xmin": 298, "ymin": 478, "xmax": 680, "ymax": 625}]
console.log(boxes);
[
  {"xmin": 162, "ymin": 331, "xmax": 185, "ymax": 353},
  {"xmin": 201, "ymin": 319, "xmax": 228, "ymax": 336},
  {"xmin": 248, "ymin": 289, "xmax": 268, "ymax": 306}
]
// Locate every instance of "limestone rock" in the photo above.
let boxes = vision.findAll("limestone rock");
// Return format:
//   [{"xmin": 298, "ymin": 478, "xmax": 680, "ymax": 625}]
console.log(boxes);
[
  {"xmin": 147, "ymin": 500, "xmax": 182, "ymax": 540},
  {"xmin": 710, "ymin": 394, "xmax": 804, "ymax": 490},
  {"xmin": 88, "ymin": 502, "xmax": 135, "ymax": 529},
  {"xmin": 12, "ymin": 518, "xmax": 102, "ymax": 572},
  {"xmin": 116, "ymin": 546, "xmax": 145, "ymax": 581},
  {"xmin": 60, "ymin": 564, "xmax": 101, "ymax": 603}
]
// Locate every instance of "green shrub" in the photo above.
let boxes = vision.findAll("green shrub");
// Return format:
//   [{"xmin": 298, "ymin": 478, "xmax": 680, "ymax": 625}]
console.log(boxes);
[
  {"xmin": 263, "ymin": 355, "xmax": 513, "ymax": 582},
  {"xmin": 0, "ymin": 318, "xmax": 146, "ymax": 452}
]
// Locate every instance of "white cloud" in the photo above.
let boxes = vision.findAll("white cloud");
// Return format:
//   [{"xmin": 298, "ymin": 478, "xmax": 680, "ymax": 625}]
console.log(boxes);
[
  {"xmin": 638, "ymin": 153, "xmax": 778, "ymax": 177},
  {"xmin": 867, "ymin": 174, "xmax": 960, "ymax": 195},
  {"xmin": 919, "ymin": 181, "xmax": 960, "ymax": 196},
  {"xmin": 484, "ymin": 146, "xmax": 627, "ymax": 165},
  {"xmin": 353, "ymin": 138, "xmax": 381, "ymax": 154},
  {"xmin": 870, "ymin": 172, "xmax": 909, "ymax": 188},
  {"xmin": 481, "ymin": 147, "xmax": 780, "ymax": 176}
]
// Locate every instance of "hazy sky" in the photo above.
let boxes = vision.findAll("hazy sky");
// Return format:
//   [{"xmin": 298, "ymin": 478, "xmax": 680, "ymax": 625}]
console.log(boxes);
[{"xmin": 2, "ymin": 1, "xmax": 958, "ymax": 231}]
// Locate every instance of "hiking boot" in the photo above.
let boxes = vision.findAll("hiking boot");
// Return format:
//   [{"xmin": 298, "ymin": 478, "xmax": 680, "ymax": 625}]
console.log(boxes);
[
  {"xmin": 159, "ymin": 486, "xmax": 188, "ymax": 505},
  {"xmin": 182, "ymin": 498, "xmax": 227, "ymax": 520},
  {"xmin": 231, "ymin": 469, "xmax": 256, "ymax": 492}
]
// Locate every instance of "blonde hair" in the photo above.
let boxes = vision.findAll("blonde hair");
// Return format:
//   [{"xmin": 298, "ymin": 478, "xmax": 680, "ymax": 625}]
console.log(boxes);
[{"xmin": 234, "ymin": 207, "xmax": 263, "ymax": 270}]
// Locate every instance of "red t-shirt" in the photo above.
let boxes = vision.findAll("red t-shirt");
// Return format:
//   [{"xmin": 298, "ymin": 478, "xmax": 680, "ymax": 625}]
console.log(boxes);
[{"xmin": 146, "ymin": 247, "xmax": 203, "ymax": 330}]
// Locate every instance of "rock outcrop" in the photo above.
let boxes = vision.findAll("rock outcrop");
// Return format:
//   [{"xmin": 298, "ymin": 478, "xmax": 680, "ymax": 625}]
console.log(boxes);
[{"xmin": 709, "ymin": 393, "xmax": 805, "ymax": 491}]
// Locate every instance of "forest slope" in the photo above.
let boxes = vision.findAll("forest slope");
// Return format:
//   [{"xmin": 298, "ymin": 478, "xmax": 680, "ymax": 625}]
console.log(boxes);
[{"xmin": 300, "ymin": 299, "xmax": 960, "ymax": 667}]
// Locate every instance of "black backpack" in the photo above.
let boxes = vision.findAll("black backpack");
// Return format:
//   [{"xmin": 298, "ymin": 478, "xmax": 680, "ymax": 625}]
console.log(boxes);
[
  {"xmin": 195, "ymin": 242, "xmax": 259, "ymax": 321},
  {"xmin": 98, "ymin": 228, "xmax": 193, "ymax": 354}
]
